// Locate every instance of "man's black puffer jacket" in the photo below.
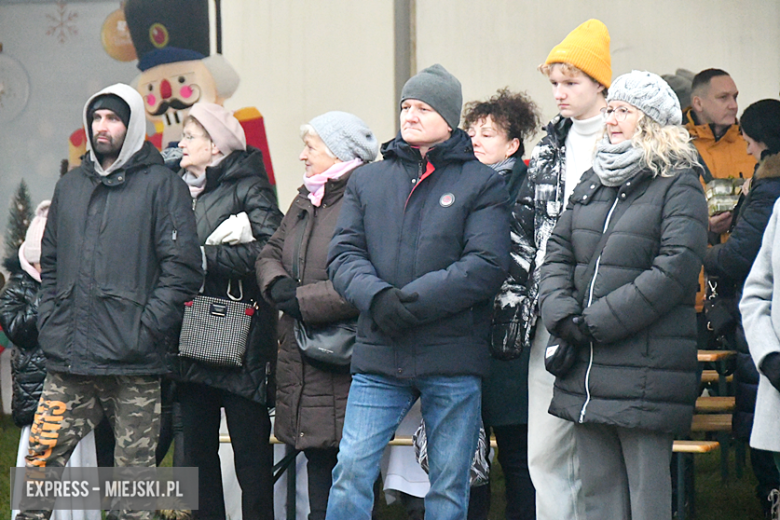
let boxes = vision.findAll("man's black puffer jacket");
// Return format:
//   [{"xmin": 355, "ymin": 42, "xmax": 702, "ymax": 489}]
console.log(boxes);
[
  {"xmin": 175, "ymin": 147, "xmax": 283, "ymax": 403},
  {"xmin": 0, "ymin": 258, "xmax": 46, "ymax": 427}
]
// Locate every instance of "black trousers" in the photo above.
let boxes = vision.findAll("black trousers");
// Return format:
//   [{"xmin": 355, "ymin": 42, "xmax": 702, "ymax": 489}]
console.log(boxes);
[
  {"xmin": 178, "ymin": 382, "xmax": 274, "ymax": 520},
  {"xmin": 304, "ymin": 447, "xmax": 338, "ymax": 520},
  {"xmin": 469, "ymin": 424, "xmax": 536, "ymax": 520}
]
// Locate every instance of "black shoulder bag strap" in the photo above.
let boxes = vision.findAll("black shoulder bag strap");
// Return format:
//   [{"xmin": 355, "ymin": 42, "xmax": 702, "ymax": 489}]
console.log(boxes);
[{"xmin": 697, "ymin": 151, "xmax": 713, "ymax": 184}]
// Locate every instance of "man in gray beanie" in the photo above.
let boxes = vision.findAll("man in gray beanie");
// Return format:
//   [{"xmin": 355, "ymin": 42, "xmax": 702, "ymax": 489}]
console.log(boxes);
[{"xmin": 325, "ymin": 64, "xmax": 511, "ymax": 519}]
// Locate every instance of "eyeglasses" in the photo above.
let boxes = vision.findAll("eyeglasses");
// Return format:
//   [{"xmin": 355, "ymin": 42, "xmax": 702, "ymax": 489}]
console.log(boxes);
[
  {"xmin": 181, "ymin": 133, "xmax": 209, "ymax": 142},
  {"xmin": 600, "ymin": 106, "xmax": 634, "ymax": 122}
]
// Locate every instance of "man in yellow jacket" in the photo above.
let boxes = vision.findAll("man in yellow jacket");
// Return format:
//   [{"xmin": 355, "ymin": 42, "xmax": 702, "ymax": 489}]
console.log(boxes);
[
  {"xmin": 685, "ymin": 69, "xmax": 756, "ymax": 323},
  {"xmin": 685, "ymin": 68, "xmax": 756, "ymax": 235}
]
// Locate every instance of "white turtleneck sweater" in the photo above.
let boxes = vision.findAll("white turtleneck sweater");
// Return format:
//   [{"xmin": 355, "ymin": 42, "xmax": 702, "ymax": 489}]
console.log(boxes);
[{"xmin": 564, "ymin": 114, "xmax": 605, "ymax": 202}]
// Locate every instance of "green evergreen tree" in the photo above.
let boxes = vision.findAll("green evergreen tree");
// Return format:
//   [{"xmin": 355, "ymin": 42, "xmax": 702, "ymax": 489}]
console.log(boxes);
[{"xmin": 5, "ymin": 180, "xmax": 33, "ymax": 259}]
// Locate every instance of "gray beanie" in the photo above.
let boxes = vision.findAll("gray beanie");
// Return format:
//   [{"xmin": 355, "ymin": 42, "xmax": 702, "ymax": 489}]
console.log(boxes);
[
  {"xmin": 608, "ymin": 70, "xmax": 682, "ymax": 126},
  {"xmin": 308, "ymin": 111, "xmax": 378, "ymax": 163},
  {"xmin": 400, "ymin": 64, "xmax": 462, "ymax": 130}
]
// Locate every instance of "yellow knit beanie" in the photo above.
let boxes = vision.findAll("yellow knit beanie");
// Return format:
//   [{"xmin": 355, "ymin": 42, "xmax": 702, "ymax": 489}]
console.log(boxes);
[{"xmin": 545, "ymin": 19, "xmax": 612, "ymax": 88}]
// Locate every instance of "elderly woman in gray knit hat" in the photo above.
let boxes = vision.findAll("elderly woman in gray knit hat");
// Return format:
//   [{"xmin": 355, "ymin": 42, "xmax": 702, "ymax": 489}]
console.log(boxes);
[
  {"xmin": 256, "ymin": 111, "xmax": 377, "ymax": 520},
  {"xmin": 538, "ymin": 71, "xmax": 709, "ymax": 519}
]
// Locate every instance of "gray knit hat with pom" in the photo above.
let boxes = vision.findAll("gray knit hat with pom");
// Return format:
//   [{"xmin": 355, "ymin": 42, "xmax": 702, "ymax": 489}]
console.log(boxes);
[
  {"xmin": 608, "ymin": 70, "xmax": 682, "ymax": 126},
  {"xmin": 308, "ymin": 111, "xmax": 378, "ymax": 163}
]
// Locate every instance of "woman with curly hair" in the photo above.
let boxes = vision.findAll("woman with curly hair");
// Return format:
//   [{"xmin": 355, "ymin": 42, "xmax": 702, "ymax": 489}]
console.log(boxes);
[
  {"xmin": 463, "ymin": 88, "xmax": 540, "ymax": 520},
  {"xmin": 538, "ymin": 71, "xmax": 708, "ymax": 519}
]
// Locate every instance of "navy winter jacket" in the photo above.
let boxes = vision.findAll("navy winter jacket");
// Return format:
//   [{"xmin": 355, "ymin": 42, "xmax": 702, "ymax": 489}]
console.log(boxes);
[
  {"xmin": 704, "ymin": 153, "xmax": 780, "ymax": 439},
  {"xmin": 327, "ymin": 129, "xmax": 511, "ymax": 378}
]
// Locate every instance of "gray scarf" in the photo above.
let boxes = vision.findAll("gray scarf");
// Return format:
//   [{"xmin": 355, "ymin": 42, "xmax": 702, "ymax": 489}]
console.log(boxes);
[
  {"xmin": 592, "ymin": 137, "xmax": 645, "ymax": 187},
  {"xmin": 488, "ymin": 157, "xmax": 516, "ymax": 176}
]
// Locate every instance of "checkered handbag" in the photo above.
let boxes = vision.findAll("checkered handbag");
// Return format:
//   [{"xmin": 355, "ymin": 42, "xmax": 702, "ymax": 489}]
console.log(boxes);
[{"xmin": 178, "ymin": 290, "xmax": 255, "ymax": 368}]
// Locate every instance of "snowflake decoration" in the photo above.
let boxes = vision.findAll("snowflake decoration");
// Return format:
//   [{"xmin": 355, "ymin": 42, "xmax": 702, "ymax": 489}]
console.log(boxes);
[{"xmin": 46, "ymin": 1, "xmax": 78, "ymax": 44}]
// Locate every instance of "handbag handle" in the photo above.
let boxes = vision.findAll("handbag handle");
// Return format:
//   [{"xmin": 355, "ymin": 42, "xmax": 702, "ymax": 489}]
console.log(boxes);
[{"xmin": 226, "ymin": 279, "xmax": 244, "ymax": 302}]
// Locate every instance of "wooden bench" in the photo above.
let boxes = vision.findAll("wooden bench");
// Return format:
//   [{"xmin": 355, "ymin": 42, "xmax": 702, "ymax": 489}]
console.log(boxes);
[
  {"xmin": 695, "ymin": 396, "xmax": 735, "ymax": 413},
  {"xmin": 218, "ymin": 435, "xmax": 718, "ymax": 520},
  {"xmin": 698, "ymin": 350, "xmax": 737, "ymax": 395}
]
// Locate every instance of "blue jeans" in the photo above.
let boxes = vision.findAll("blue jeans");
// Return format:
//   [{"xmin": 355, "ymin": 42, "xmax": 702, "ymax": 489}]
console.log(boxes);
[{"xmin": 325, "ymin": 373, "xmax": 482, "ymax": 520}]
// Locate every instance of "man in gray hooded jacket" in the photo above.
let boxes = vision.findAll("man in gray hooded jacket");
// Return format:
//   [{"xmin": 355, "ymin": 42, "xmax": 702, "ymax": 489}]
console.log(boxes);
[{"xmin": 17, "ymin": 84, "xmax": 202, "ymax": 520}]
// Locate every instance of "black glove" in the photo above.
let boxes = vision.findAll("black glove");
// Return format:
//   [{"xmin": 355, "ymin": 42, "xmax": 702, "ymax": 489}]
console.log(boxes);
[
  {"xmin": 269, "ymin": 277, "xmax": 302, "ymax": 320},
  {"xmin": 370, "ymin": 288, "xmax": 420, "ymax": 338},
  {"xmin": 269, "ymin": 277, "xmax": 297, "ymax": 303},
  {"xmin": 556, "ymin": 315, "xmax": 591, "ymax": 347},
  {"xmin": 277, "ymin": 295, "xmax": 302, "ymax": 320},
  {"xmin": 544, "ymin": 337, "xmax": 577, "ymax": 377},
  {"xmin": 761, "ymin": 352, "xmax": 780, "ymax": 393}
]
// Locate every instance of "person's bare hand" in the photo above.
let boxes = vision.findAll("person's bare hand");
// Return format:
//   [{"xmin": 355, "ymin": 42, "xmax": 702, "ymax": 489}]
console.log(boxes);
[
  {"xmin": 709, "ymin": 211, "xmax": 733, "ymax": 234},
  {"xmin": 741, "ymin": 178, "xmax": 752, "ymax": 196}
]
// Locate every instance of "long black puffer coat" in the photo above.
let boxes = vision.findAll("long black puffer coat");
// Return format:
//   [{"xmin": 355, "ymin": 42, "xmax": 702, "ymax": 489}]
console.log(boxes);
[
  {"xmin": 0, "ymin": 258, "xmax": 45, "ymax": 427},
  {"xmin": 175, "ymin": 147, "xmax": 283, "ymax": 403},
  {"xmin": 540, "ymin": 166, "xmax": 708, "ymax": 435},
  {"xmin": 704, "ymin": 153, "xmax": 780, "ymax": 439}
]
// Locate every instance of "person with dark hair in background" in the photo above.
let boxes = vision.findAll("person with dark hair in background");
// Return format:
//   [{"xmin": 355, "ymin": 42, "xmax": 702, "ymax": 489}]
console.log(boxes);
[
  {"xmin": 463, "ymin": 88, "xmax": 540, "ymax": 520},
  {"xmin": 17, "ymin": 83, "xmax": 202, "ymax": 520},
  {"xmin": 706, "ymin": 99, "xmax": 780, "ymax": 518}
]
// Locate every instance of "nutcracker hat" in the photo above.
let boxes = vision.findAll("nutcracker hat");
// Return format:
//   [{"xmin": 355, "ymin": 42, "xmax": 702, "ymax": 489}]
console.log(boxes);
[{"xmin": 124, "ymin": 0, "xmax": 210, "ymax": 71}]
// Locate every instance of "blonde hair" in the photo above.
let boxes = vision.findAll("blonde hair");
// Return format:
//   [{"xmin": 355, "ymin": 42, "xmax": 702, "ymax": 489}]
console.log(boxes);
[
  {"xmin": 538, "ymin": 62, "xmax": 608, "ymax": 97},
  {"xmin": 629, "ymin": 115, "xmax": 699, "ymax": 177}
]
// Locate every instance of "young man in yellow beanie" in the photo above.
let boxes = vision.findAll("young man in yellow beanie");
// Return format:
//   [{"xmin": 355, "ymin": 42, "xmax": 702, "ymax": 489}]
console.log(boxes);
[{"xmin": 513, "ymin": 18, "xmax": 611, "ymax": 520}]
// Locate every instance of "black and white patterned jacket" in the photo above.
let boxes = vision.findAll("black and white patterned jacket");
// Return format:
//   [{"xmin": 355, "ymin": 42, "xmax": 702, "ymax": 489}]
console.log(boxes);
[{"xmin": 512, "ymin": 115, "xmax": 572, "ymax": 349}]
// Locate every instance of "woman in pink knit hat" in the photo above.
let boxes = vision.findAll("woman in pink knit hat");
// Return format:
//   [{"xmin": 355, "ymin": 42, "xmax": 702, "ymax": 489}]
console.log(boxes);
[{"xmin": 173, "ymin": 102, "xmax": 283, "ymax": 520}]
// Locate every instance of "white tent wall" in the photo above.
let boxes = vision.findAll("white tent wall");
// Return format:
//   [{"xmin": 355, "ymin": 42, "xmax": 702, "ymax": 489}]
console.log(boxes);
[
  {"xmin": 216, "ymin": 0, "xmax": 397, "ymax": 210},
  {"xmin": 0, "ymin": 0, "xmax": 777, "ymax": 224},
  {"xmin": 222, "ymin": 0, "xmax": 780, "ymax": 210}
]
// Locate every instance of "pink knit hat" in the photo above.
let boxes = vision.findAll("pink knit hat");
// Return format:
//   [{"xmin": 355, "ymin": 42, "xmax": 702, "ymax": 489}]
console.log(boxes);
[
  {"xmin": 188, "ymin": 102, "xmax": 247, "ymax": 155},
  {"xmin": 22, "ymin": 200, "xmax": 51, "ymax": 264}
]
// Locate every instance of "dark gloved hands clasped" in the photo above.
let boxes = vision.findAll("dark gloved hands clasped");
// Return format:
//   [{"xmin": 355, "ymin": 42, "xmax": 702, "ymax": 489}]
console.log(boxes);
[
  {"xmin": 556, "ymin": 315, "xmax": 591, "ymax": 347},
  {"xmin": 544, "ymin": 337, "xmax": 577, "ymax": 377},
  {"xmin": 269, "ymin": 276, "xmax": 302, "ymax": 320},
  {"xmin": 370, "ymin": 288, "xmax": 420, "ymax": 338}
]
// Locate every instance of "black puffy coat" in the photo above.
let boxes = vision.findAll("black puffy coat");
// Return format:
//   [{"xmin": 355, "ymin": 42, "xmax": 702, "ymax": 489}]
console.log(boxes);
[
  {"xmin": 175, "ymin": 147, "xmax": 283, "ymax": 403},
  {"xmin": 703, "ymin": 153, "xmax": 780, "ymax": 439},
  {"xmin": 328, "ymin": 129, "xmax": 511, "ymax": 379},
  {"xmin": 0, "ymin": 259, "xmax": 45, "ymax": 427},
  {"xmin": 540, "ymin": 166, "xmax": 708, "ymax": 434},
  {"xmin": 38, "ymin": 141, "xmax": 203, "ymax": 375},
  {"xmin": 484, "ymin": 159, "xmax": 531, "ymax": 426}
]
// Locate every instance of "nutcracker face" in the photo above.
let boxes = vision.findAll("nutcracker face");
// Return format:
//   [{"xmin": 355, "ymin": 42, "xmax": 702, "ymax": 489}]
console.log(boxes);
[{"xmin": 137, "ymin": 59, "xmax": 219, "ymax": 144}]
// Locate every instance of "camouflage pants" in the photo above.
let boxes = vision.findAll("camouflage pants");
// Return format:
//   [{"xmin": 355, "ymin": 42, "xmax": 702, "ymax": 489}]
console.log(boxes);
[{"xmin": 16, "ymin": 371, "xmax": 161, "ymax": 520}]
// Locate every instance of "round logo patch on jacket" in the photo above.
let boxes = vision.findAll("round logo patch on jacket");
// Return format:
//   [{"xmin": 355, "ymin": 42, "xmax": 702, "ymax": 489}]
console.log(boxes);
[{"xmin": 439, "ymin": 193, "xmax": 455, "ymax": 207}]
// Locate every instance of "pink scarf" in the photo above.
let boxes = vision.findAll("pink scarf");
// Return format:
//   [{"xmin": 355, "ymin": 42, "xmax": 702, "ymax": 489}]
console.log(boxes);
[{"xmin": 303, "ymin": 159, "xmax": 362, "ymax": 207}]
